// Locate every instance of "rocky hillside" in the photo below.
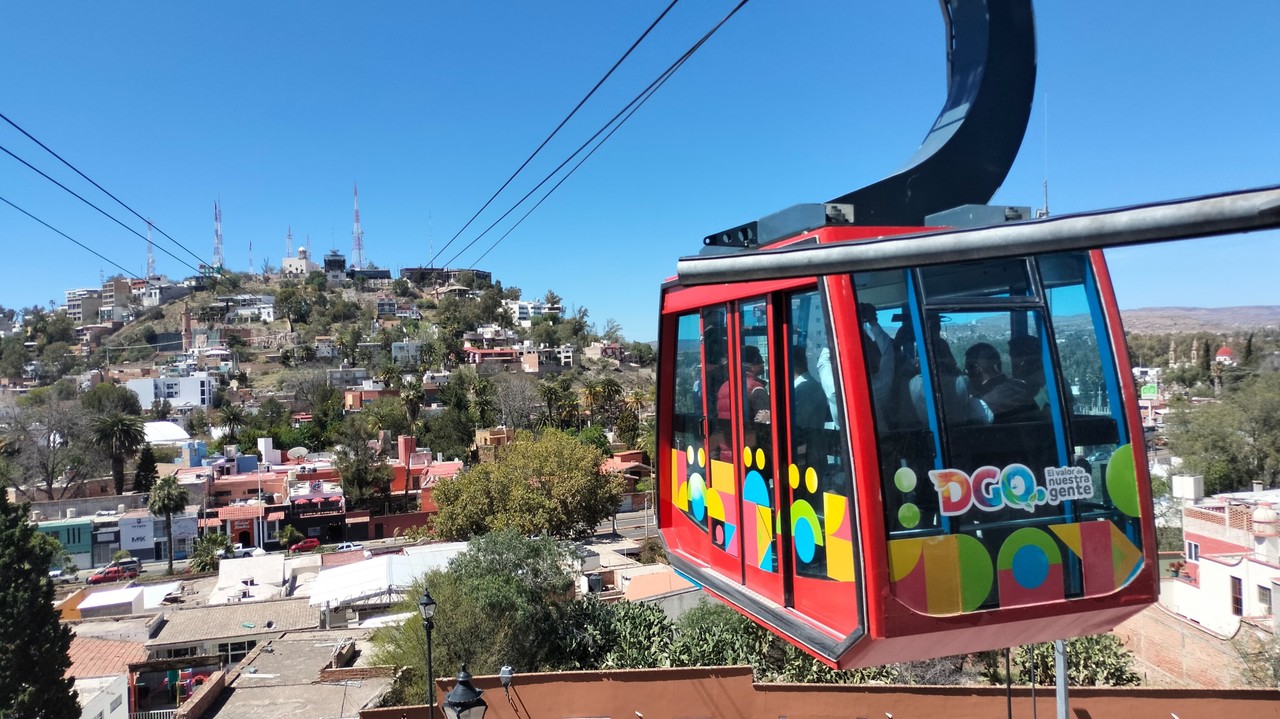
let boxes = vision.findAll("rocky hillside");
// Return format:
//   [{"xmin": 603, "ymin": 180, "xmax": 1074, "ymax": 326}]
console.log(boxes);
[{"xmin": 1119, "ymin": 306, "xmax": 1280, "ymax": 334}]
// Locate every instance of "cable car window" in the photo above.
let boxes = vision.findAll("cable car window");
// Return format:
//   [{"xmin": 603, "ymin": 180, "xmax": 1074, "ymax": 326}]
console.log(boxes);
[
  {"xmin": 919, "ymin": 258, "xmax": 1032, "ymax": 300},
  {"xmin": 786, "ymin": 290, "xmax": 851, "ymax": 580},
  {"xmin": 672, "ymin": 311, "xmax": 711, "ymax": 531},
  {"xmin": 731, "ymin": 298, "xmax": 777, "ymax": 573},
  {"xmin": 858, "ymin": 254, "xmax": 1134, "ymax": 545}
]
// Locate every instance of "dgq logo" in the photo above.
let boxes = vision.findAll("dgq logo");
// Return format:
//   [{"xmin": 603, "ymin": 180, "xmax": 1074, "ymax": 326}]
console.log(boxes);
[{"xmin": 928, "ymin": 463, "xmax": 1092, "ymax": 516}]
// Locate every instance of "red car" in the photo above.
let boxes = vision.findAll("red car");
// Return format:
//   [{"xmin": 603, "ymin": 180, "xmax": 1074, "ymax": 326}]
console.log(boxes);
[
  {"xmin": 290, "ymin": 538, "xmax": 320, "ymax": 553},
  {"xmin": 87, "ymin": 565, "xmax": 139, "ymax": 585}
]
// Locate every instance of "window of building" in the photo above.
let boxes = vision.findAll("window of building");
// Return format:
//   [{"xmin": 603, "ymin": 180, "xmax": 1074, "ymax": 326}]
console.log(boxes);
[
  {"xmin": 217, "ymin": 639, "xmax": 258, "ymax": 664},
  {"xmin": 1186, "ymin": 541, "xmax": 1201, "ymax": 562},
  {"xmin": 1259, "ymin": 585, "xmax": 1272, "ymax": 613},
  {"xmin": 165, "ymin": 646, "xmax": 197, "ymax": 659},
  {"xmin": 110, "ymin": 695, "xmax": 122, "ymax": 711},
  {"xmin": 1231, "ymin": 576, "xmax": 1244, "ymax": 616}
]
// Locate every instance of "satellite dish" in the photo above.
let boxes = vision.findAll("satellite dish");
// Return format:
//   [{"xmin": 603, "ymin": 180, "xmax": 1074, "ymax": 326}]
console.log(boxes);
[{"xmin": 287, "ymin": 447, "xmax": 309, "ymax": 459}]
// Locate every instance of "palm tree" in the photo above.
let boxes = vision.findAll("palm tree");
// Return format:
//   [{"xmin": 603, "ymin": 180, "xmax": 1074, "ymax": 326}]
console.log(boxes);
[
  {"xmin": 400, "ymin": 379, "xmax": 425, "ymax": 426},
  {"xmin": 218, "ymin": 404, "xmax": 247, "ymax": 443},
  {"xmin": 578, "ymin": 377, "xmax": 603, "ymax": 425},
  {"xmin": 148, "ymin": 475, "xmax": 189, "ymax": 574},
  {"xmin": 189, "ymin": 533, "xmax": 230, "ymax": 573},
  {"xmin": 91, "ymin": 412, "xmax": 146, "ymax": 495}
]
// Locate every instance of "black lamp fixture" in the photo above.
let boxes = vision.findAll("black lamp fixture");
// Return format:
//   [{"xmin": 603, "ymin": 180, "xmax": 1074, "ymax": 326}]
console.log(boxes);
[
  {"xmin": 442, "ymin": 664, "xmax": 487, "ymax": 719},
  {"xmin": 418, "ymin": 588, "xmax": 437, "ymax": 712}
]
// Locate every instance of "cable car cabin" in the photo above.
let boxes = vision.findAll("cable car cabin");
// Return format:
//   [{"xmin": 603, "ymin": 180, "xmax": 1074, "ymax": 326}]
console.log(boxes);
[{"xmin": 656, "ymin": 223, "xmax": 1158, "ymax": 668}]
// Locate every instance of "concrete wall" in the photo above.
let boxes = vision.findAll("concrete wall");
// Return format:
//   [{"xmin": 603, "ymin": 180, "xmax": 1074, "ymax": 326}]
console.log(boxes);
[{"xmin": 362, "ymin": 665, "xmax": 1280, "ymax": 719}]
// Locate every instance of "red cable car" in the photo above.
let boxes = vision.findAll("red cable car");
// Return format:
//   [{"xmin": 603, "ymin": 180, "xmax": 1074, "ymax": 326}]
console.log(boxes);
[{"xmin": 655, "ymin": 0, "xmax": 1280, "ymax": 668}]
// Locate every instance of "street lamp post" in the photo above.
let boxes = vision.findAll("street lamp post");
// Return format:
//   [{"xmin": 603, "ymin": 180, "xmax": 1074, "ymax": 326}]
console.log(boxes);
[
  {"xmin": 442, "ymin": 664, "xmax": 487, "ymax": 719},
  {"xmin": 418, "ymin": 588, "xmax": 437, "ymax": 715}
]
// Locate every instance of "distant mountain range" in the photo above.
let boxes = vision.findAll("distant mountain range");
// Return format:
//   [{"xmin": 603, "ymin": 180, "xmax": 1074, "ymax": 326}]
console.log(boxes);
[{"xmin": 1119, "ymin": 306, "xmax": 1280, "ymax": 334}]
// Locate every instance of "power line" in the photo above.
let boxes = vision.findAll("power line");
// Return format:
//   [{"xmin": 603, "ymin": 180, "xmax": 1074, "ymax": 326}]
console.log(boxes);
[
  {"xmin": 449, "ymin": 0, "xmax": 751, "ymax": 268},
  {"xmin": 0, "ymin": 141, "xmax": 202, "ymax": 275},
  {"xmin": 0, "ymin": 112, "xmax": 261, "ymax": 301},
  {"xmin": 0, "ymin": 194, "xmax": 141, "ymax": 281},
  {"xmin": 427, "ymin": 0, "xmax": 683, "ymax": 268},
  {"xmin": 0, "ymin": 110, "xmax": 209, "ymax": 269}
]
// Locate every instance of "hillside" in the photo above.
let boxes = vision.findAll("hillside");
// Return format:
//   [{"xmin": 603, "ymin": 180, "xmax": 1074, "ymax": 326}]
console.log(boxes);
[{"xmin": 1118, "ymin": 306, "xmax": 1280, "ymax": 334}]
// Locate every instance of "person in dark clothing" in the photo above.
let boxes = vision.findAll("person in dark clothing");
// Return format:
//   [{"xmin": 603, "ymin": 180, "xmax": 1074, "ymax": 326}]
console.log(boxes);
[{"xmin": 964, "ymin": 342, "xmax": 1037, "ymax": 422}]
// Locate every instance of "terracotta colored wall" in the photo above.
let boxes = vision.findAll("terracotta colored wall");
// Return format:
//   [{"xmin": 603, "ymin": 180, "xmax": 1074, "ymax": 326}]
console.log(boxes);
[
  {"xmin": 1115, "ymin": 604, "xmax": 1253, "ymax": 688},
  {"xmin": 362, "ymin": 666, "xmax": 1280, "ymax": 719}
]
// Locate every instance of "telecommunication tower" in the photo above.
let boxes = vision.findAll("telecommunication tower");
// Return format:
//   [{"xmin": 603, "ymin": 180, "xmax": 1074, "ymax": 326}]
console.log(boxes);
[
  {"xmin": 352, "ymin": 182, "xmax": 364, "ymax": 269},
  {"xmin": 146, "ymin": 219, "xmax": 156, "ymax": 277},
  {"xmin": 285, "ymin": 226, "xmax": 293, "ymax": 258},
  {"xmin": 213, "ymin": 201, "xmax": 225, "ymax": 269},
  {"xmin": 248, "ymin": 240, "xmax": 254, "ymax": 274}
]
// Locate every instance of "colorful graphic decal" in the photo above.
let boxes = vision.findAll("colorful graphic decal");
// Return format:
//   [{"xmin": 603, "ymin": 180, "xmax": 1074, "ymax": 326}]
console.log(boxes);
[
  {"xmin": 670, "ymin": 445, "xmax": 857, "ymax": 583},
  {"xmin": 888, "ymin": 444, "xmax": 1145, "ymax": 615},
  {"xmin": 787, "ymin": 462, "xmax": 856, "ymax": 582},
  {"xmin": 928, "ymin": 463, "xmax": 1093, "ymax": 516},
  {"xmin": 742, "ymin": 447, "xmax": 775, "ymax": 572}
]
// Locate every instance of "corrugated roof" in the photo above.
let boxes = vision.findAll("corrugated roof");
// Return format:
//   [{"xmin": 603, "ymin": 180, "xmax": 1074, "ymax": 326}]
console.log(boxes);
[
  {"xmin": 68, "ymin": 636, "xmax": 146, "ymax": 679},
  {"xmin": 146, "ymin": 597, "xmax": 317, "ymax": 647}
]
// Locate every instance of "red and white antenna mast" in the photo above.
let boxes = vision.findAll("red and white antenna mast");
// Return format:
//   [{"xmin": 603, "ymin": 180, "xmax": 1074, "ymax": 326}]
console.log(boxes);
[
  {"xmin": 213, "ymin": 200, "xmax": 225, "ymax": 269},
  {"xmin": 146, "ymin": 219, "xmax": 156, "ymax": 277},
  {"xmin": 352, "ymin": 182, "xmax": 364, "ymax": 269}
]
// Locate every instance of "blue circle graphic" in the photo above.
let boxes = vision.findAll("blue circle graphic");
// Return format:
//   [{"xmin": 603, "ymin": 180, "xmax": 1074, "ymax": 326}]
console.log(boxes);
[
  {"xmin": 794, "ymin": 518, "xmax": 816, "ymax": 563},
  {"xmin": 1011, "ymin": 544, "xmax": 1049, "ymax": 589}
]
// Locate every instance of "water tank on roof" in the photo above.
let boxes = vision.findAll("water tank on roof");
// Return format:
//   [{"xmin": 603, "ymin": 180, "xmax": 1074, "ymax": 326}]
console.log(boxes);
[
  {"xmin": 118, "ymin": 504, "xmax": 126, "ymax": 514},
  {"xmin": 66, "ymin": 508, "xmax": 78, "ymax": 519},
  {"xmin": 1253, "ymin": 504, "xmax": 1279, "ymax": 538}
]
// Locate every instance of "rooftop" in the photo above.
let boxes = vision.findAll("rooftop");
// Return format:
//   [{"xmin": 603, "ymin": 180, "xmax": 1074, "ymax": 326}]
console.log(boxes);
[
  {"xmin": 147, "ymin": 597, "xmax": 318, "ymax": 648},
  {"xmin": 68, "ymin": 636, "xmax": 147, "ymax": 679}
]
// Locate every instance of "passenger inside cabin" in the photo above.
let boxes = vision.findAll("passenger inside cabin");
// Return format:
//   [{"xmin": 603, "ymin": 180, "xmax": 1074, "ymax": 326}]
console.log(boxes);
[{"xmin": 964, "ymin": 342, "xmax": 1038, "ymax": 422}]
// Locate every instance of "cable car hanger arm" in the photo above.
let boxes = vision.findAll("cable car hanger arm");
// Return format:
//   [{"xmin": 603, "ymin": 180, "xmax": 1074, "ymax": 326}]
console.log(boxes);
[{"xmin": 678, "ymin": 185, "xmax": 1280, "ymax": 285}]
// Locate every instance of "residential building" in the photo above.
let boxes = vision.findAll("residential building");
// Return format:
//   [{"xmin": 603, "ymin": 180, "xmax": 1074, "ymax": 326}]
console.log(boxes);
[
  {"xmin": 502, "ymin": 298, "xmax": 562, "ymax": 328},
  {"xmin": 216, "ymin": 294, "xmax": 275, "ymax": 323},
  {"xmin": 64, "ymin": 288, "xmax": 103, "ymax": 325},
  {"xmin": 144, "ymin": 597, "xmax": 320, "ymax": 663},
  {"xmin": 139, "ymin": 281, "xmax": 190, "ymax": 308},
  {"xmin": 398, "ymin": 266, "xmax": 492, "ymax": 286},
  {"xmin": 390, "ymin": 340, "xmax": 424, "ymax": 365},
  {"xmin": 98, "ymin": 275, "xmax": 133, "ymax": 322},
  {"xmin": 374, "ymin": 294, "xmax": 397, "ymax": 317},
  {"xmin": 314, "ymin": 335, "xmax": 338, "ymax": 359},
  {"xmin": 1160, "ymin": 479, "xmax": 1280, "ymax": 637},
  {"xmin": 281, "ymin": 246, "xmax": 320, "ymax": 277},
  {"xmin": 326, "ymin": 365, "xmax": 370, "ymax": 387},
  {"xmin": 323, "ymin": 249, "xmax": 347, "ymax": 283},
  {"xmin": 126, "ymin": 371, "xmax": 217, "ymax": 412}
]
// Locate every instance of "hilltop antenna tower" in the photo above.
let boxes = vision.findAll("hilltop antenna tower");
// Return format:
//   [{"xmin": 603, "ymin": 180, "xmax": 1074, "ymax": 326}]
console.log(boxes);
[
  {"xmin": 352, "ymin": 182, "xmax": 364, "ymax": 269},
  {"xmin": 285, "ymin": 226, "xmax": 293, "ymax": 258},
  {"xmin": 248, "ymin": 240, "xmax": 254, "ymax": 274},
  {"xmin": 213, "ymin": 200, "xmax": 225, "ymax": 269},
  {"xmin": 146, "ymin": 219, "xmax": 156, "ymax": 277}
]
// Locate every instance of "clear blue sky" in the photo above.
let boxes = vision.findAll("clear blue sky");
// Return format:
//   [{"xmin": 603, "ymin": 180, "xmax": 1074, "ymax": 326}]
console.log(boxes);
[{"xmin": 1, "ymin": 1, "xmax": 1277, "ymax": 341}]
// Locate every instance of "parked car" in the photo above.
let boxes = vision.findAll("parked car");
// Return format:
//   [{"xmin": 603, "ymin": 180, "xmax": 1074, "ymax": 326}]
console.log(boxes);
[
  {"xmin": 48, "ymin": 568, "xmax": 79, "ymax": 584},
  {"xmin": 227, "ymin": 544, "xmax": 260, "ymax": 558},
  {"xmin": 109, "ymin": 557, "xmax": 143, "ymax": 574},
  {"xmin": 290, "ymin": 538, "xmax": 320, "ymax": 553},
  {"xmin": 87, "ymin": 565, "xmax": 139, "ymax": 585},
  {"xmin": 334, "ymin": 542, "xmax": 364, "ymax": 552}
]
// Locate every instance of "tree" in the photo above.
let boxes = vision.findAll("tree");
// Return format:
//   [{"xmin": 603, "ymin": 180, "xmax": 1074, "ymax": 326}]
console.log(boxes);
[
  {"xmin": 1012, "ymin": 634, "xmax": 1140, "ymax": 687},
  {"xmin": 0, "ymin": 492, "xmax": 79, "ymax": 718},
  {"xmin": 333, "ymin": 416, "xmax": 392, "ymax": 510},
  {"xmin": 616, "ymin": 405, "xmax": 640, "ymax": 449},
  {"xmin": 90, "ymin": 411, "xmax": 147, "ymax": 495},
  {"xmin": 133, "ymin": 443, "xmax": 160, "ymax": 493},
  {"xmin": 217, "ymin": 404, "xmax": 248, "ymax": 444},
  {"xmin": 276, "ymin": 524, "xmax": 303, "ymax": 551},
  {"xmin": 492, "ymin": 373, "xmax": 540, "ymax": 429},
  {"xmin": 81, "ymin": 381, "xmax": 142, "ymax": 416},
  {"xmin": 148, "ymin": 475, "xmax": 189, "ymax": 574},
  {"xmin": 188, "ymin": 533, "xmax": 230, "ymax": 573},
  {"xmin": 371, "ymin": 531, "xmax": 579, "ymax": 702},
  {"xmin": 432, "ymin": 429, "xmax": 624, "ymax": 540},
  {"xmin": 1167, "ymin": 372, "xmax": 1280, "ymax": 494},
  {"xmin": 7, "ymin": 400, "xmax": 103, "ymax": 499}
]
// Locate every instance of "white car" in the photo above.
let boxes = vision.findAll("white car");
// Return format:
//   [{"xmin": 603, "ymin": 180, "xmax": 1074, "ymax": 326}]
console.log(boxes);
[
  {"xmin": 335, "ymin": 542, "xmax": 364, "ymax": 552},
  {"xmin": 48, "ymin": 568, "xmax": 79, "ymax": 584}
]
